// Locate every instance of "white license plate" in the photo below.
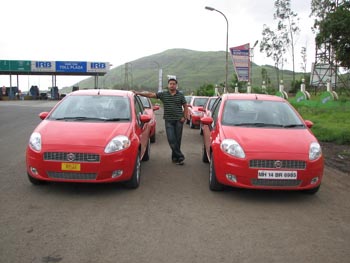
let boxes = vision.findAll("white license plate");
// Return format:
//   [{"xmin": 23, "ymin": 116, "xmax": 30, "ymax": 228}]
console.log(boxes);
[{"xmin": 258, "ymin": 170, "xmax": 297, "ymax": 180}]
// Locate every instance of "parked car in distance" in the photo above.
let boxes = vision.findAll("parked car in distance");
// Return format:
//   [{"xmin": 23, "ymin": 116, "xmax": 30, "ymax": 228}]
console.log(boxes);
[
  {"xmin": 186, "ymin": 96, "xmax": 209, "ymax": 129},
  {"xmin": 138, "ymin": 96, "xmax": 160, "ymax": 143},
  {"xmin": 198, "ymin": 96, "xmax": 218, "ymax": 135},
  {"xmin": 26, "ymin": 89, "xmax": 152, "ymax": 189},
  {"xmin": 185, "ymin": 95, "xmax": 193, "ymax": 104},
  {"xmin": 201, "ymin": 93, "xmax": 324, "ymax": 194}
]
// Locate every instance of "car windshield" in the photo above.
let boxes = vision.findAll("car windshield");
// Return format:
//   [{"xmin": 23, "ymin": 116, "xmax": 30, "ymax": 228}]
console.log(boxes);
[
  {"xmin": 138, "ymin": 96, "xmax": 151, "ymax": 108},
  {"xmin": 193, "ymin": 98, "xmax": 208, "ymax": 106},
  {"xmin": 49, "ymin": 95, "xmax": 131, "ymax": 121},
  {"xmin": 222, "ymin": 99, "xmax": 304, "ymax": 128},
  {"xmin": 185, "ymin": 96, "xmax": 192, "ymax": 104}
]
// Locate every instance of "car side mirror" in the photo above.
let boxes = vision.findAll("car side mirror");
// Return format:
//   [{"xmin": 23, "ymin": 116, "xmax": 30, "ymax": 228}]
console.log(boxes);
[
  {"xmin": 39, "ymin": 112, "xmax": 49, "ymax": 120},
  {"xmin": 153, "ymin": 105, "xmax": 160, "ymax": 111},
  {"xmin": 140, "ymin": 114, "xmax": 152, "ymax": 123},
  {"xmin": 201, "ymin": 116, "xmax": 213, "ymax": 126},
  {"xmin": 304, "ymin": 120, "xmax": 313, "ymax": 128}
]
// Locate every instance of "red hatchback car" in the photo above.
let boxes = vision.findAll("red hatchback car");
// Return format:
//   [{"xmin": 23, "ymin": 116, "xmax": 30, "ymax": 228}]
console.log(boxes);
[
  {"xmin": 26, "ymin": 89, "xmax": 152, "ymax": 189},
  {"xmin": 186, "ymin": 96, "xmax": 209, "ymax": 129},
  {"xmin": 138, "ymin": 96, "xmax": 160, "ymax": 143},
  {"xmin": 201, "ymin": 93, "xmax": 324, "ymax": 194}
]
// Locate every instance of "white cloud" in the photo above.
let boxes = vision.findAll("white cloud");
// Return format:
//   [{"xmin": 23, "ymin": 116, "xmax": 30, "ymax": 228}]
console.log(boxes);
[{"xmin": 0, "ymin": 0, "xmax": 316, "ymax": 91}]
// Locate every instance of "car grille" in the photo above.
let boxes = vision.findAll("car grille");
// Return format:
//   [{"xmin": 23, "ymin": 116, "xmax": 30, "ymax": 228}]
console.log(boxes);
[
  {"xmin": 251, "ymin": 179, "xmax": 302, "ymax": 187},
  {"xmin": 44, "ymin": 152, "xmax": 100, "ymax": 163},
  {"xmin": 47, "ymin": 172, "xmax": 97, "ymax": 180},
  {"xmin": 249, "ymin": 160, "xmax": 306, "ymax": 169}
]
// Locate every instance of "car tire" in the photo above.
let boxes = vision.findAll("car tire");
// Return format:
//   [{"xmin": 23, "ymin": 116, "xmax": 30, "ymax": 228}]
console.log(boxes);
[
  {"xmin": 209, "ymin": 154, "xmax": 224, "ymax": 191},
  {"xmin": 27, "ymin": 173, "xmax": 46, "ymax": 185},
  {"xmin": 303, "ymin": 185, "xmax": 320, "ymax": 194},
  {"xmin": 202, "ymin": 144, "xmax": 209, "ymax": 163},
  {"xmin": 142, "ymin": 139, "xmax": 150, "ymax": 161},
  {"xmin": 199, "ymin": 124, "xmax": 203, "ymax": 135},
  {"xmin": 190, "ymin": 118, "xmax": 195, "ymax": 129},
  {"xmin": 124, "ymin": 153, "xmax": 141, "ymax": 189},
  {"xmin": 150, "ymin": 132, "xmax": 156, "ymax": 143}
]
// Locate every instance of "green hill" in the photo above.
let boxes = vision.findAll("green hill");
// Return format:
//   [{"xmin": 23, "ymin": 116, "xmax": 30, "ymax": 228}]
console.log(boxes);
[{"xmin": 63, "ymin": 48, "xmax": 306, "ymax": 94}]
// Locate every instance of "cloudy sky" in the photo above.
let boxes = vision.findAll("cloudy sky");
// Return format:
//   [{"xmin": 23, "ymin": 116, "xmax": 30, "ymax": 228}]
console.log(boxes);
[{"xmin": 1, "ymin": 0, "xmax": 315, "ymax": 91}]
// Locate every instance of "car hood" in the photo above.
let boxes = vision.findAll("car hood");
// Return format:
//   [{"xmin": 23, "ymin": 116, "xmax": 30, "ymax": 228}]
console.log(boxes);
[
  {"xmin": 221, "ymin": 125, "xmax": 317, "ymax": 154},
  {"xmin": 35, "ymin": 120, "xmax": 132, "ymax": 147}
]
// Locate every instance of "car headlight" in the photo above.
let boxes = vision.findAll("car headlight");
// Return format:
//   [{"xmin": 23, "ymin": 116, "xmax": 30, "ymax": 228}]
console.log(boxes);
[
  {"xmin": 105, "ymin": 135, "xmax": 131, "ymax": 153},
  {"xmin": 309, "ymin": 142, "xmax": 322, "ymax": 160},
  {"xmin": 29, "ymin": 132, "xmax": 42, "ymax": 152},
  {"xmin": 220, "ymin": 139, "xmax": 245, "ymax": 158}
]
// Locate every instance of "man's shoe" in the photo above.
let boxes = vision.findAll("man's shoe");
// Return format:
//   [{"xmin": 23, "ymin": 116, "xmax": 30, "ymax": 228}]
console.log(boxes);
[{"xmin": 176, "ymin": 159, "xmax": 184, "ymax": 165}]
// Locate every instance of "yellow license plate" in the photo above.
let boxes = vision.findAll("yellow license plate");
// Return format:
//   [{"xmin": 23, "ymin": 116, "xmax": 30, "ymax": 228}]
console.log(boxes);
[{"xmin": 61, "ymin": 163, "xmax": 81, "ymax": 171}]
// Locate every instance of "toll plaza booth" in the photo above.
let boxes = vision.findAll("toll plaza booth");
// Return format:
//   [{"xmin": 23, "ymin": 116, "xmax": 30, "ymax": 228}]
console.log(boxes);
[{"xmin": 0, "ymin": 60, "xmax": 110, "ymax": 100}]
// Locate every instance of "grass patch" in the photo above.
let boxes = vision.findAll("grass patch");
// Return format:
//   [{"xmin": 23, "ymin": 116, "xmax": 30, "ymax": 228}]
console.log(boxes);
[{"xmin": 290, "ymin": 96, "xmax": 350, "ymax": 145}]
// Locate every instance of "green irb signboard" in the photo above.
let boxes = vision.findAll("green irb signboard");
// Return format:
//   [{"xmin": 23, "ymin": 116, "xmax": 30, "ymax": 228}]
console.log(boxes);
[{"xmin": 0, "ymin": 60, "xmax": 31, "ymax": 72}]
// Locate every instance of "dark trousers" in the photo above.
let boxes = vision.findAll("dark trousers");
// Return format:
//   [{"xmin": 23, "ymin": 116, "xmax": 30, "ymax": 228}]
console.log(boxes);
[{"xmin": 165, "ymin": 120, "xmax": 185, "ymax": 161}]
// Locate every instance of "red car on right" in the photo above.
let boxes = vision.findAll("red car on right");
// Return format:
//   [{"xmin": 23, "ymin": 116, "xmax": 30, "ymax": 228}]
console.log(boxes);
[{"xmin": 201, "ymin": 93, "xmax": 324, "ymax": 194}]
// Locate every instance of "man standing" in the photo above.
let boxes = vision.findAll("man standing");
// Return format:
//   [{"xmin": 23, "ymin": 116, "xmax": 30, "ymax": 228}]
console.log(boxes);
[{"xmin": 133, "ymin": 78, "xmax": 188, "ymax": 165}]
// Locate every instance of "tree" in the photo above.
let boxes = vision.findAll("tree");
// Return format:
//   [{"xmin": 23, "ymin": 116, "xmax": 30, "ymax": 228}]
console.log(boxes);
[
  {"xmin": 314, "ymin": 2, "xmax": 350, "ymax": 68},
  {"xmin": 260, "ymin": 24, "xmax": 287, "ymax": 86},
  {"xmin": 274, "ymin": 0, "xmax": 300, "ymax": 88}
]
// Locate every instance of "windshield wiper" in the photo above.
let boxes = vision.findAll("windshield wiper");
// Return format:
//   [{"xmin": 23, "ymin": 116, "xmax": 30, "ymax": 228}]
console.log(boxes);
[
  {"xmin": 283, "ymin": 124, "xmax": 305, "ymax": 128},
  {"xmin": 103, "ymin": 118, "xmax": 130, "ymax": 121}
]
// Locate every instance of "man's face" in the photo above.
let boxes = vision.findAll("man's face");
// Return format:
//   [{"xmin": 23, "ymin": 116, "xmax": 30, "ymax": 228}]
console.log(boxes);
[{"xmin": 168, "ymin": 80, "xmax": 177, "ymax": 91}]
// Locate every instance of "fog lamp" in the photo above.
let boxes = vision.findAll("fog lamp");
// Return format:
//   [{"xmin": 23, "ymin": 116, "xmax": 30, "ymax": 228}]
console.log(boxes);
[
  {"xmin": 311, "ymin": 177, "xmax": 319, "ymax": 184},
  {"xmin": 30, "ymin": 167, "xmax": 39, "ymax": 175},
  {"xmin": 226, "ymin": 174, "xmax": 237, "ymax": 183},
  {"xmin": 112, "ymin": 170, "xmax": 123, "ymax": 178}
]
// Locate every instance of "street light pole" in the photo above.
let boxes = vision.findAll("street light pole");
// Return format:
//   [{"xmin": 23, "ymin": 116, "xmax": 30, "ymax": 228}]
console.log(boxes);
[
  {"xmin": 205, "ymin": 6, "xmax": 229, "ymax": 93},
  {"xmin": 250, "ymin": 40, "xmax": 259, "ymax": 87},
  {"xmin": 153, "ymin": 61, "xmax": 162, "ymax": 92}
]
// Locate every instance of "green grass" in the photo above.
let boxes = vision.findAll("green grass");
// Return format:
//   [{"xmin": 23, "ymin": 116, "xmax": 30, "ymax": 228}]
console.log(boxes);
[{"xmin": 290, "ymin": 96, "xmax": 350, "ymax": 145}]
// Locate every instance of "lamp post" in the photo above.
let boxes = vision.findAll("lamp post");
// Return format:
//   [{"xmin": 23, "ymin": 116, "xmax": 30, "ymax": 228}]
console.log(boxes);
[
  {"xmin": 205, "ymin": 6, "xmax": 229, "ymax": 93},
  {"xmin": 153, "ymin": 61, "xmax": 162, "ymax": 92},
  {"xmin": 250, "ymin": 40, "xmax": 259, "ymax": 87}
]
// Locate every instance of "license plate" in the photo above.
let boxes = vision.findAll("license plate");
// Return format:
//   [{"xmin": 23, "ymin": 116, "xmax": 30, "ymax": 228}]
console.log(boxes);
[
  {"xmin": 61, "ymin": 163, "xmax": 81, "ymax": 171},
  {"xmin": 258, "ymin": 170, "xmax": 297, "ymax": 180}
]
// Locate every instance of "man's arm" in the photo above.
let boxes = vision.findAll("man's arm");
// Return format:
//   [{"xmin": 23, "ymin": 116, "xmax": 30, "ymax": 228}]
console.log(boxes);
[
  {"xmin": 183, "ymin": 103, "xmax": 188, "ymax": 120},
  {"xmin": 133, "ymin": 90, "xmax": 157, "ymax": 98}
]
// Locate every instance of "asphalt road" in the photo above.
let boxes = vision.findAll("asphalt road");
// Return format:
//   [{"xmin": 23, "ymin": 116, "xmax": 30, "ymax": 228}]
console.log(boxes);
[{"xmin": 0, "ymin": 100, "xmax": 349, "ymax": 263}]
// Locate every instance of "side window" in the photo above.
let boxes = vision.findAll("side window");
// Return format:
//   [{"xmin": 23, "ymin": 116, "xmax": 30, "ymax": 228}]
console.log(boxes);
[
  {"xmin": 134, "ymin": 96, "xmax": 144, "ymax": 126},
  {"xmin": 211, "ymin": 98, "xmax": 222, "ymax": 128}
]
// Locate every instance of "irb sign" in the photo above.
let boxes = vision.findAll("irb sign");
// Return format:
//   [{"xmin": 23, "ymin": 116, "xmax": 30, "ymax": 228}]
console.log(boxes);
[
  {"xmin": 87, "ymin": 62, "xmax": 109, "ymax": 72},
  {"xmin": 31, "ymin": 61, "xmax": 55, "ymax": 72}
]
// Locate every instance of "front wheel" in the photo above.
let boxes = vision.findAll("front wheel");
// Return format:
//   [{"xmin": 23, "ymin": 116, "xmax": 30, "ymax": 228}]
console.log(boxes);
[
  {"xmin": 202, "ymin": 144, "xmax": 209, "ymax": 163},
  {"xmin": 190, "ymin": 118, "xmax": 195, "ymax": 129},
  {"xmin": 124, "ymin": 153, "xmax": 141, "ymax": 189},
  {"xmin": 142, "ymin": 139, "xmax": 150, "ymax": 161},
  {"xmin": 209, "ymin": 154, "xmax": 224, "ymax": 191}
]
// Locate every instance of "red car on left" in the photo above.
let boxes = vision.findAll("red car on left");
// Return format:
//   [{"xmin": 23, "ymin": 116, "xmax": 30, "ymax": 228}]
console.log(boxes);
[{"xmin": 26, "ymin": 89, "xmax": 152, "ymax": 189}]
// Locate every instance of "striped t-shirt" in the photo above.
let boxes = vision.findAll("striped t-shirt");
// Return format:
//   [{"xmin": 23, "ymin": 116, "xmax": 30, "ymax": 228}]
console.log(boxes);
[{"xmin": 156, "ymin": 90, "xmax": 186, "ymax": 120}]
